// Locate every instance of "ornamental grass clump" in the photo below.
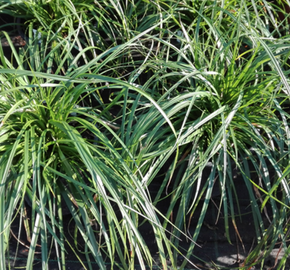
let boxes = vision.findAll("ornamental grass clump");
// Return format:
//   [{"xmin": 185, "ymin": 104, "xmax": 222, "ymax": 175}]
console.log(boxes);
[
  {"xmin": 0, "ymin": 30, "xmax": 188, "ymax": 269},
  {"xmin": 121, "ymin": 2, "xmax": 290, "ymax": 268}
]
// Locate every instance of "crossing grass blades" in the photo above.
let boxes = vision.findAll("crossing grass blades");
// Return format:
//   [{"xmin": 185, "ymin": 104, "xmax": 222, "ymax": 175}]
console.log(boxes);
[{"xmin": 1, "ymin": 0, "xmax": 290, "ymax": 269}]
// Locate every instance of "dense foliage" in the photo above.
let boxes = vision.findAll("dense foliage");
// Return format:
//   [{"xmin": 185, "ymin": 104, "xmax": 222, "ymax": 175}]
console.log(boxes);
[{"xmin": 0, "ymin": 0, "xmax": 290, "ymax": 269}]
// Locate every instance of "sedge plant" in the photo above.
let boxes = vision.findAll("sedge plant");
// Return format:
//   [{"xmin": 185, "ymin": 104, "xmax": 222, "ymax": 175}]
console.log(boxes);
[
  {"xmin": 0, "ymin": 26, "xmax": 195, "ymax": 270},
  {"xmin": 119, "ymin": 1, "xmax": 290, "ymax": 268}
]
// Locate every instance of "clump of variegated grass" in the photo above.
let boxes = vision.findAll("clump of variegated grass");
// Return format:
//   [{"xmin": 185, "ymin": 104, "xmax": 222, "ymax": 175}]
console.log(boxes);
[
  {"xmin": 118, "ymin": 1, "xmax": 290, "ymax": 268},
  {"xmin": 0, "ymin": 24, "xmax": 201, "ymax": 270}
]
